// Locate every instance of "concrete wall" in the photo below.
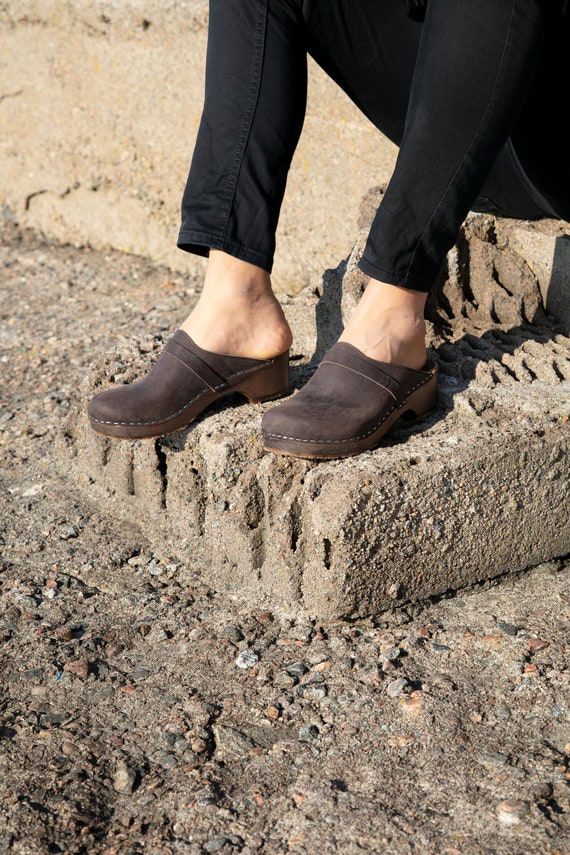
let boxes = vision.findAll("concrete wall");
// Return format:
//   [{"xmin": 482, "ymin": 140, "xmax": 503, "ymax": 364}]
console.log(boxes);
[{"xmin": 0, "ymin": 0, "xmax": 397, "ymax": 292}]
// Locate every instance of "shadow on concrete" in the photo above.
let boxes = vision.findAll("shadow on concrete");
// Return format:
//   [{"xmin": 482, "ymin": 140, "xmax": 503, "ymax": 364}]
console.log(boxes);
[
  {"xmin": 544, "ymin": 232, "xmax": 570, "ymax": 325},
  {"xmin": 296, "ymin": 238, "xmax": 570, "ymax": 443}
]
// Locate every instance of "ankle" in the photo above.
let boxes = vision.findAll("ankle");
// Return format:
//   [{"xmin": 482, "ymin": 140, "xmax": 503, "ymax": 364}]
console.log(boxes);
[
  {"xmin": 180, "ymin": 251, "xmax": 292, "ymax": 359},
  {"xmin": 339, "ymin": 280, "xmax": 428, "ymax": 370},
  {"xmin": 340, "ymin": 325, "xmax": 427, "ymax": 371},
  {"xmin": 202, "ymin": 250, "xmax": 272, "ymax": 302}
]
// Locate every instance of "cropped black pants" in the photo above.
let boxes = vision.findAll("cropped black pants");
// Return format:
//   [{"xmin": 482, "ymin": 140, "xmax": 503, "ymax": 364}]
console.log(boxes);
[{"xmin": 178, "ymin": 0, "xmax": 570, "ymax": 292}]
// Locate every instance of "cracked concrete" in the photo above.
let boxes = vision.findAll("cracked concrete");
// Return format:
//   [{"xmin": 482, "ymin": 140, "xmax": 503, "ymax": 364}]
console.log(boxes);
[{"xmin": 57, "ymin": 211, "xmax": 570, "ymax": 620}]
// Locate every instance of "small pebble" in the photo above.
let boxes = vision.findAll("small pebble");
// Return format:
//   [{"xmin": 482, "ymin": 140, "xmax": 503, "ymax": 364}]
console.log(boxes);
[
  {"xmin": 477, "ymin": 752, "xmax": 509, "ymax": 768},
  {"xmin": 59, "ymin": 525, "xmax": 78, "ymax": 540},
  {"xmin": 286, "ymin": 662, "xmax": 308, "ymax": 678},
  {"xmin": 291, "ymin": 623, "xmax": 313, "ymax": 642},
  {"xmin": 273, "ymin": 672, "xmax": 297, "ymax": 689},
  {"xmin": 299, "ymin": 724, "xmax": 319, "ymax": 741},
  {"xmin": 264, "ymin": 705, "xmax": 281, "ymax": 720},
  {"xmin": 236, "ymin": 649, "xmax": 259, "ymax": 669},
  {"xmin": 307, "ymin": 650, "xmax": 331, "ymax": 666},
  {"xmin": 361, "ymin": 667, "xmax": 383, "ymax": 685},
  {"xmin": 224, "ymin": 625, "xmax": 245, "ymax": 643},
  {"xmin": 530, "ymin": 781, "xmax": 552, "ymax": 799},
  {"xmin": 55, "ymin": 627, "xmax": 73, "ymax": 641},
  {"xmin": 386, "ymin": 678, "xmax": 409, "ymax": 698},
  {"xmin": 496, "ymin": 799, "xmax": 530, "ymax": 826},
  {"xmin": 106, "ymin": 642, "xmax": 125, "ymax": 656},
  {"xmin": 416, "ymin": 625, "xmax": 433, "ymax": 638},
  {"xmin": 497, "ymin": 621, "xmax": 525, "ymax": 637},
  {"xmin": 29, "ymin": 700, "xmax": 50, "ymax": 713},
  {"xmin": 203, "ymin": 838, "xmax": 230, "ymax": 854},
  {"xmin": 16, "ymin": 595, "xmax": 37, "ymax": 609},
  {"xmin": 127, "ymin": 554, "xmax": 151, "ymax": 567},
  {"xmin": 63, "ymin": 659, "xmax": 90, "ymax": 680},
  {"xmin": 114, "ymin": 764, "xmax": 137, "ymax": 795},
  {"xmin": 312, "ymin": 660, "xmax": 332, "ymax": 673},
  {"xmin": 494, "ymin": 702, "xmax": 512, "ymax": 720},
  {"xmin": 382, "ymin": 646, "xmax": 401, "ymax": 662},
  {"xmin": 296, "ymin": 683, "xmax": 327, "ymax": 701},
  {"xmin": 530, "ymin": 782, "xmax": 553, "ymax": 800},
  {"xmin": 147, "ymin": 628, "xmax": 169, "ymax": 644},
  {"xmin": 431, "ymin": 642, "xmax": 451, "ymax": 652},
  {"xmin": 147, "ymin": 560, "xmax": 163, "ymax": 576},
  {"xmin": 528, "ymin": 638, "xmax": 550, "ymax": 653},
  {"xmin": 39, "ymin": 713, "xmax": 67, "ymax": 726}
]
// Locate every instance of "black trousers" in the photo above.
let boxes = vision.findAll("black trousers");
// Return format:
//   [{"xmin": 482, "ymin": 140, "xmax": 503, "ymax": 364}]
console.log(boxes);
[{"xmin": 178, "ymin": 0, "xmax": 570, "ymax": 292}]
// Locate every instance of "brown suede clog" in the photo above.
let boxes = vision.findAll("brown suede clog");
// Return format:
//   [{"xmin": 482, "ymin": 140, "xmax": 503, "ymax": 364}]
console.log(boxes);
[
  {"xmin": 262, "ymin": 342, "xmax": 438, "ymax": 459},
  {"xmin": 88, "ymin": 330, "xmax": 290, "ymax": 440}
]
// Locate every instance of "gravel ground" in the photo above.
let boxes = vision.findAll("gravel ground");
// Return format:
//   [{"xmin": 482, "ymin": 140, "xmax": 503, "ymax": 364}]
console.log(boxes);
[{"xmin": 1, "ymin": 216, "xmax": 570, "ymax": 855}]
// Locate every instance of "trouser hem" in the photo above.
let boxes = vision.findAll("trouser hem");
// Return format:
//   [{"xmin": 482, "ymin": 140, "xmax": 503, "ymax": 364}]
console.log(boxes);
[
  {"xmin": 177, "ymin": 230, "xmax": 274, "ymax": 273},
  {"xmin": 358, "ymin": 255, "xmax": 433, "ymax": 293}
]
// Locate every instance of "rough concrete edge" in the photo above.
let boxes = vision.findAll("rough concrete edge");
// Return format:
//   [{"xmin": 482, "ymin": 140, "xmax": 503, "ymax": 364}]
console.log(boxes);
[
  {"xmin": 57, "ymin": 372, "xmax": 570, "ymax": 621},
  {"xmin": 299, "ymin": 427, "xmax": 570, "ymax": 620}
]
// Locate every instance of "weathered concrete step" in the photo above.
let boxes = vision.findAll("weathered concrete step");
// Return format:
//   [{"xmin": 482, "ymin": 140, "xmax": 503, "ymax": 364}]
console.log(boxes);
[
  {"xmin": 58, "ymin": 363, "xmax": 570, "ymax": 620},
  {"xmin": 57, "ymin": 214, "xmax": 570, "ymax": 620}
]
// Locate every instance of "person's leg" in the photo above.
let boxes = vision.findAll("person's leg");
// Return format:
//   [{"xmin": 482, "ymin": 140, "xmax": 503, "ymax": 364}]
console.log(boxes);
[
  {"xmin": 510, "ymin": 0, "xmax": 570, "ymax": 219},
  {"xmin": 88, "ymin": 0, "xmax": 311, "ymax": 439},
  {"xmin": 176, "ymin": 0, "xmax": 308, "ymax": 359},
  {"xmin": 343, "ymin": 0, "xmax": 545, "ymax": 370},
  {"xmin": 297, "ymin": 1, "xmax": 430, "ymax": 368},
  {"xmin": 263, "ymin": 0, "xmax": 548, "ymax": 457},
  {"xmin": 180, "ymin": 250, "xmax": 292, "ymax": 361},
  {"xmin": 179, "ymin": 0, "xmax": 307, "ymax": 272},
  {"xmin": 284, "ymin": 0, "xmax": 545, "ymax": 374},
  {"xmin": 357, "ymin": 0, "xmax": 546, "ymax": 290}
]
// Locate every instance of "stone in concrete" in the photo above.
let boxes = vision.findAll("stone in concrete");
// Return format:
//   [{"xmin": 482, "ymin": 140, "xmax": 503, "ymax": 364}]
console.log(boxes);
[{"xmin": 57, "ymin": 211, "xmax": 570, "ymax": 620}]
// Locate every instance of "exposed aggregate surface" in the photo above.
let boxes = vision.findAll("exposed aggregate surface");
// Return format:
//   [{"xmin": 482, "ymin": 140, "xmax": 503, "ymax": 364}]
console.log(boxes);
[{"xmin": 1, "ymin": 218, "xmax": 569, "ymax": 854}]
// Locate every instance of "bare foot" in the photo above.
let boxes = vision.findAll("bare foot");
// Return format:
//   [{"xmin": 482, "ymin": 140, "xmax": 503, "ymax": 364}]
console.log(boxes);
[
  {"xmin": 339, "ymin": 278, "xmax": 428, "ymax": 370},
  {"xmin": 180, "ymin": 250, "xmax": 292, "ymax": 359}
]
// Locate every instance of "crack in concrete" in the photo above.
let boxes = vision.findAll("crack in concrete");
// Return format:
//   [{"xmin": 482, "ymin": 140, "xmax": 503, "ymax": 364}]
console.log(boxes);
[
  {"xmin": 24, "ymin": 189, "xmax": 48, "ymax": 211},
  {"xmin": 0, "ymin": 89, "xmax": 23, "ymax": 103},
  {"xmin": 154, "ymin": 440, "xmax": 167, "ymax": 510},
  {"xmin": 24, "ymin": 183, "xmax": 83, "ymax": 213},
  {"xmin": 60, "ymin": 182, "xmax": 81, "ymax": 198}
]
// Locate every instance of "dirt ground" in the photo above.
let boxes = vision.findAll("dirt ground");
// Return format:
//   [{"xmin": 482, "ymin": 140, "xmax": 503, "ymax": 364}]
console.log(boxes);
[{"xmin": 1, "ymin": 215, "xmax": 570, "ymax": 855}]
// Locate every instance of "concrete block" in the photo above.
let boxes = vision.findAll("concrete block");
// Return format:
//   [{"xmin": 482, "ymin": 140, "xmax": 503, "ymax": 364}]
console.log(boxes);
[{"xmin": 57, "ymin": 213, "xmax": 570, "ymax": 619}]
